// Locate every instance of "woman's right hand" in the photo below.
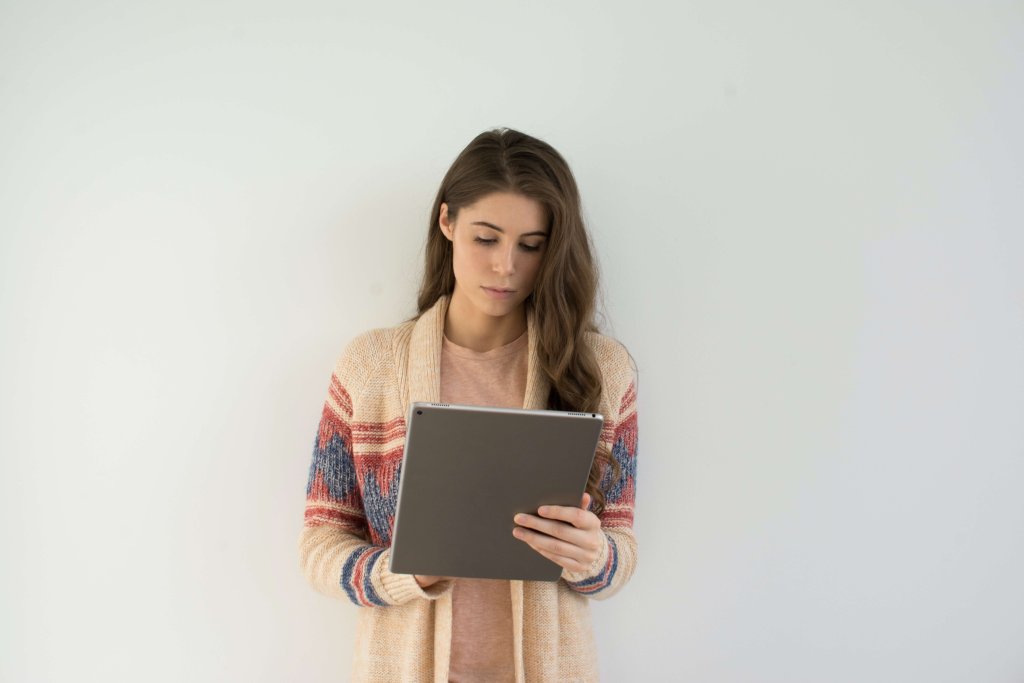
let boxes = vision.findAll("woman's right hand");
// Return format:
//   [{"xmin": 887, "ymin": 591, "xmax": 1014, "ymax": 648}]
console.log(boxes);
[{"xmin": 413, "ymin": 574, "xmax": 452, "ymax": 588}]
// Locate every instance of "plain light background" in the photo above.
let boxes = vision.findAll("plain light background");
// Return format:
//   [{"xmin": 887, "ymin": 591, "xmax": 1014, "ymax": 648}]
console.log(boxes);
[{"xmin": 2, "ymin": 1, "xmax": 1022, "ymax": 681}]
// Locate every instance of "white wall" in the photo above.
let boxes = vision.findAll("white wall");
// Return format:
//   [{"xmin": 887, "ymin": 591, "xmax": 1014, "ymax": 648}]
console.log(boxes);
[{"xmin": 2, "ymin": 1, "xmax": 1022, "ymax": 681}]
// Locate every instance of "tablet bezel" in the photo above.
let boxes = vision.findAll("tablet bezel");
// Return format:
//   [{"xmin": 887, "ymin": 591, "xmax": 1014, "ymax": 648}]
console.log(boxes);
[{"xmin": 388, "ymin": 402, "xmax": 604, "ymax": 581}]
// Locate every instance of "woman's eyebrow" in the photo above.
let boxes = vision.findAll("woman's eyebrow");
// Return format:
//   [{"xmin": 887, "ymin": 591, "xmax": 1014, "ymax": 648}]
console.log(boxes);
[{"xmin": 471, "ymin": 221, "xmax": 548, "ymax": 237}]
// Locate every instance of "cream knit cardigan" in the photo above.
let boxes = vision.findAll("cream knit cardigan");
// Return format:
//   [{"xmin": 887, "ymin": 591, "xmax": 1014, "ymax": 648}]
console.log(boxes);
[{"xmin": 299, "ymin": 295, "xmax": 639, "ymax": 682}]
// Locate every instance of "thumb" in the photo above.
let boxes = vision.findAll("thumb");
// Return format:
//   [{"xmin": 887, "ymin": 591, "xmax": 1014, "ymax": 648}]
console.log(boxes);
[{"xmin": 581, "ymin": 492, "xmax": 592, "ymax": 510}]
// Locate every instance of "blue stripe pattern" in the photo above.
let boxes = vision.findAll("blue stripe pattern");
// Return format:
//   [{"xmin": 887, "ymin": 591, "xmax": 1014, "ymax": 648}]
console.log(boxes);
[
  {"xmin": 600, "ymin": 434, "xmax": 637, "ymax": 505},
  {"xmin": 362, "ymin": 465, "xmax": 401, "ymax": 544},
  {"xmin": 306, "ymin": 430, "xmax": 360, "ymax": 502},
  {"xmin": 340, "ymin": 546, "xmax": 387, "ymax": 606}
]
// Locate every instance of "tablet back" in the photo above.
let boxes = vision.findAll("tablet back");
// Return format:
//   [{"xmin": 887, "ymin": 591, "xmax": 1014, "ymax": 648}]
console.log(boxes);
[{"xmin": 389, "ymin": 402, "xmax": 604, "ymax": 581}]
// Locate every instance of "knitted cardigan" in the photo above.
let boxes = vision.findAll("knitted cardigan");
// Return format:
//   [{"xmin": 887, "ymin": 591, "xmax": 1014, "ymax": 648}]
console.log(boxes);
[{"xmin": 298, "ymin": 295, "xmax": 639, "ymax": 682}]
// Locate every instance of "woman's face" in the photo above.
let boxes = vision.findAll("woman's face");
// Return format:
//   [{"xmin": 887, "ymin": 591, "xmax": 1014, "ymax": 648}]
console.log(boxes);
[{"xmin": 439, "ymin": 191, "xmax": 549, "ymax": 321}]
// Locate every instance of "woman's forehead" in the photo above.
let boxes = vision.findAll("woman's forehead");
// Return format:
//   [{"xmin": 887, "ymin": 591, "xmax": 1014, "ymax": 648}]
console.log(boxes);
[{"xmin": 461, "ymin": 192, "xmax": 548, "ymax": 234}]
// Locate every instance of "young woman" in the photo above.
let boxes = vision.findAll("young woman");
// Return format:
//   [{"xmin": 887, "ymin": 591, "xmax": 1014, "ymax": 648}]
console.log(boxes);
[{"xmin": 299, "ymin": 127, "xmax": 639, "ymax": 682}]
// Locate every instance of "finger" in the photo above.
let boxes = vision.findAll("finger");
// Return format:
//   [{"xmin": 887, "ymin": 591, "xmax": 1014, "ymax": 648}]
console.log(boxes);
[
  {"xmin": 535, "ymin": 504, "xmax": 601, "ymax": 530},
  {"xmin": 581, "ymin": 492, "xmax": 591, "ymax": 510},
  {"xmin": 513, "ymin": 517, "xmax": 586, "ymax": 547},
  {"xmin": 514, "ymin": 513, "xmax": 595, "ymax": 546},
  {"xmin": 512, "ymin": 525, "xmax": 599, "ymax": 564},
  {"xmin": 514, "ymin": 528, "xmax": 588, "ymax": 567},
  {"xmin": 517, "ymin": 529, "xmax": 602, "ymax": 574},
  {"xmin": 414, "ymin": 575, "xmax": 452, "ymax": 588}
]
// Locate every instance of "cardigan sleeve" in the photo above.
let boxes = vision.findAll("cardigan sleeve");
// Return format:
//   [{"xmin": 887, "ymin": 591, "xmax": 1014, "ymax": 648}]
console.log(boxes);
[
  {"xmin": 561, "ymin": 372, "xmax": 639, "ymax": 600},
  {"xmin": 297, "ymin": 337, "xmax": 453, "ymax": 607}
]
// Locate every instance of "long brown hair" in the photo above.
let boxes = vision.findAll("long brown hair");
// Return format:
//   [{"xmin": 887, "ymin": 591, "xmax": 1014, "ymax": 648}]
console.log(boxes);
[{"xmin": 416, "ymin": 127, "xmax": 621, "ymax": 515}]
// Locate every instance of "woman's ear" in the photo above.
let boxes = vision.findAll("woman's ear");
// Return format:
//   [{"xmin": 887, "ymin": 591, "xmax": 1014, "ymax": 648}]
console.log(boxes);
[{"xmin": 439, "ymin": 202, "xmax": 454, "ymax": 241}]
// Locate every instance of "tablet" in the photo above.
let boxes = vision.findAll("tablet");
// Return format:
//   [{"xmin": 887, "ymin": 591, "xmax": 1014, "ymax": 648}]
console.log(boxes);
[{"xmin": 388, "ymin": 402, "xmax": 604, "ymax": 581}]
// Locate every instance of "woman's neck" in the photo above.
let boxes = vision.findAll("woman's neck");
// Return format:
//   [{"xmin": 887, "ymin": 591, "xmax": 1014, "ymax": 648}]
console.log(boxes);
[{"xmin": 443, "ymin": 293, "xmax": 527, "ymax": 353}]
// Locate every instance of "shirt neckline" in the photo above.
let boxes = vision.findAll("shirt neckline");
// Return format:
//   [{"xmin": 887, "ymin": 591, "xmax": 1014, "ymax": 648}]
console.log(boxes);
[{"xmin": 441, "ymin": 329, "xmax": 528, "ymax": 360}]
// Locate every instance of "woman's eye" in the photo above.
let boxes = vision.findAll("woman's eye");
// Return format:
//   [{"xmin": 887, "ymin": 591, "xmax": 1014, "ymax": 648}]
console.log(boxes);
[{"xmin": 473, "ymin": 236, "xmax": 542, "ymax": 252}]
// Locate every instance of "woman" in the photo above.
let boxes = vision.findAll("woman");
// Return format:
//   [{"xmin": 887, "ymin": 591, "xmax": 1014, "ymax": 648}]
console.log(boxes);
[{"xmin": 299, "ymin": 127, "xmax": 638, "ymax": 682}]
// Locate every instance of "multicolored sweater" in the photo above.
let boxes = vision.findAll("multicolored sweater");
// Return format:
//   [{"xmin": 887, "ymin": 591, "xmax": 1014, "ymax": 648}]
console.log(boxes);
[{"xmin": 298, "ymin": 295, "xmax": 639, "ymax": 682}]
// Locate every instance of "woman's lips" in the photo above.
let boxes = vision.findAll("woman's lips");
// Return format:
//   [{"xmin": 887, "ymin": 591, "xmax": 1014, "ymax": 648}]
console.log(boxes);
[{"xmin": 482, "ymin": 286, "xmax": 515, "ymax": 300}]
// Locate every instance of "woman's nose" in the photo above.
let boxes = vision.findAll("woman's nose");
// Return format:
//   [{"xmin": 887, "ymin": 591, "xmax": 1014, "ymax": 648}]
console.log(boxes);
[{"xmin": 494, "ymin": 245, "xmax": 516, "ymax": 275}]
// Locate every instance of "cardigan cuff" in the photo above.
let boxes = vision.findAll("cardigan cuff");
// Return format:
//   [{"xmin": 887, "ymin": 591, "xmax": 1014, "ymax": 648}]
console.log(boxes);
[{"xmin": 377, "ymin": 549, "xmax": 455, "ymax": 604}]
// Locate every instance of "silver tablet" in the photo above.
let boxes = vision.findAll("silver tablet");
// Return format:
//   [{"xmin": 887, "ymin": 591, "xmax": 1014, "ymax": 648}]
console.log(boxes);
[{"xmin": 388, "ymin": 402, "xmax": 604, "ymax": 582}]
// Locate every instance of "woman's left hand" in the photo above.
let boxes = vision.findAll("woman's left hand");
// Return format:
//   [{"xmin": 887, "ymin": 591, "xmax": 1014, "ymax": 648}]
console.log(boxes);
[{"xmin": 512, "ymin": 492, "xmax": 605, "ymax": 574}]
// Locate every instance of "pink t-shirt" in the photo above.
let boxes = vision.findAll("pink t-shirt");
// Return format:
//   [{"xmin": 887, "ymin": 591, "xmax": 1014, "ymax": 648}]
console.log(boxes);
[{"xmin": 441, "ymin": 329, "xmax": 528, "ymax": 683}]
